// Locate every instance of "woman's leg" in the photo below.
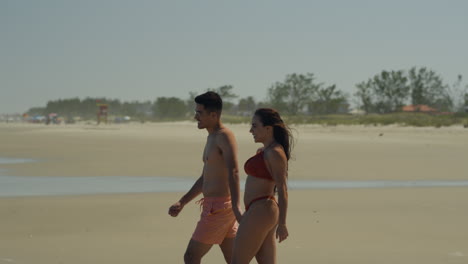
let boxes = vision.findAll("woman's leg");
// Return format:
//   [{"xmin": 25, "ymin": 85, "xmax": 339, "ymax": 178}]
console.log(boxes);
[
  {"xmin": 231, "ymin": 199, "xmax": 279, "ymax": 264},
  {"xmin": 255, "ymin": 226, "xmax": 277, "ymax": 264}
]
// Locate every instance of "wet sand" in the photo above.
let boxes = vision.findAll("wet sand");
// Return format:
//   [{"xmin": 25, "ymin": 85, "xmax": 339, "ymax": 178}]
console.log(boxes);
[{"xmin": 1, "ymin": 122, "xmax": 467, "ymax": 263}]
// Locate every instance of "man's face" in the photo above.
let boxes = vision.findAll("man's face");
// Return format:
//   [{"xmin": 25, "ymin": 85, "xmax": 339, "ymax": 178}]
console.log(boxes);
[{"xmin": 194, "ymin": 104, "xmax": 213, "ymax": 129}]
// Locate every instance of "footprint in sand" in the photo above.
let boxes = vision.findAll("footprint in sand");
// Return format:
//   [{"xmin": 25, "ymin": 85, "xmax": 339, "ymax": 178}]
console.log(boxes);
[{"xmin": 448, "ymin": 251, "xmax": 465, "ymax": 257}]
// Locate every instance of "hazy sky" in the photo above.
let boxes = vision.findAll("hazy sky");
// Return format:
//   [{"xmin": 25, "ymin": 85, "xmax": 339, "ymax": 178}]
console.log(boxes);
[{"xmin": 2, "ymin": 0, "xmax": 467, "ymax": 114}]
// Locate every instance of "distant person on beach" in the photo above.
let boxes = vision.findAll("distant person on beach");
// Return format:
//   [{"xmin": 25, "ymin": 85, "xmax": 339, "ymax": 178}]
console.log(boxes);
[
  {"xmin": 168, "ymin": 91, "xmax": 242, "ymax": 264},
  {"xmin": 231, "ymin": 108, "xmax": 292, "ymax": 264}
]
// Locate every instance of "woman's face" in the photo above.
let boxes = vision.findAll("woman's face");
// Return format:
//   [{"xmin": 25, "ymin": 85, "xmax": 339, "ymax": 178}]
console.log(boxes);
[{"xmin": 250, "ymin": 115, "xmax": 270, "ymax": 143}]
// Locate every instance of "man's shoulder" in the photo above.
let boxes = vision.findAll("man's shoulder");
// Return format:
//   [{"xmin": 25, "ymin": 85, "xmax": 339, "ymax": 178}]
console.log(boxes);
[
  {"xmin": 215, "ymin": 127, "xmax": 236, "ymax": 145},
  {"xmin": 216, "ymin": 126, "xmax": 235, "ymax": 137}
]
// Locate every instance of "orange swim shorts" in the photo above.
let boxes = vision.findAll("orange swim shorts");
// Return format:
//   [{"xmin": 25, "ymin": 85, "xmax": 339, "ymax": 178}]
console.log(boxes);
[{"xmin": 191, "ymin": 196, "xmax": 238, "ymax": 245}]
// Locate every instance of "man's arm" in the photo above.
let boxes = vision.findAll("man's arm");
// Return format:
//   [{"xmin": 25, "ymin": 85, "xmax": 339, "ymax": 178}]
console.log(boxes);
[
  {"xmin": 168, "ymin": 175, "xmax": 203, "ymax": 217},
  {"xmin": 218, "ymin": 131, "xmax": 242, "ymax": 222}
]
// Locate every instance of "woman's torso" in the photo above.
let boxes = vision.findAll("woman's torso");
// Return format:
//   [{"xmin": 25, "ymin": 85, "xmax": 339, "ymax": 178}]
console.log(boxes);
[{"xmin": 243, "ymin": 150, "xmax": 276, "ymax": 208}]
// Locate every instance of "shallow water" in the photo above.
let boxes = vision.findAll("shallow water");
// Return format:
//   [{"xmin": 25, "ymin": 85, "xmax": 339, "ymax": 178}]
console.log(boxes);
[
  {"xmin": 1, "ymin": 175, "xmax": 468, "ymax": 197},
  {"xmin": 0, "ymin": 157, "xmax": 37, "ymax": 164},
  {"xmin": 1, "ymin": 157, "xmax": 468, "ymax": 197}
]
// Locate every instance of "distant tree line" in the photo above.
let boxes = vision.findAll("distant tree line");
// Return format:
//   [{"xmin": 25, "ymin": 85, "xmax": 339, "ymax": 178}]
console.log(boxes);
[
  {"xmin": 27, "ymin": 97, "xmax": 153, "ymax": 121},
  {"xmin": 355, "ymin": 67, "xmax": 467, "ymax": 114},
  {"xmin": 267, "ymin": 73, "xmax": 348, "ymax": 115},
  {"xmin": 26, "ymin": 67, "xmax": 468, "ymax": 120}
]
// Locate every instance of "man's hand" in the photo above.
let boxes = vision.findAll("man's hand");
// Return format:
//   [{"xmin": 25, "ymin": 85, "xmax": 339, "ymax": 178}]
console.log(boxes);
[{"xmin": 168, "ymin": 201, "xmax": 184, "ymax": 217}]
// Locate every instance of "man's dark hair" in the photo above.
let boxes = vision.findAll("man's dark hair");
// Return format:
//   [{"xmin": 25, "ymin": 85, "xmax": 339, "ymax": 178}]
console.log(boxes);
[{"xmin": 194, "ymin": 91, "xmax": 223, "ymax": 113}]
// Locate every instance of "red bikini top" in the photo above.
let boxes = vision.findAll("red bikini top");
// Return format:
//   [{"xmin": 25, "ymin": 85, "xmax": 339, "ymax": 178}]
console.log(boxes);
[{"xmin": 244, "ymin": 151, "xmax": 274, "ymax": 181}]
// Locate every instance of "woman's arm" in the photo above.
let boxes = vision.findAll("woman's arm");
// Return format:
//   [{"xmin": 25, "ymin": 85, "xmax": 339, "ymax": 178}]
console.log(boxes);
[{"xmin": 265, "ymin": 147, "xmax": 289, "ymax": 242}]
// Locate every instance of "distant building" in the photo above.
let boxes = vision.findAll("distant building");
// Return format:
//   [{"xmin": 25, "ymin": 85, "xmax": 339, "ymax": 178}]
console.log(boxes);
[
  {"xmin": 401, "ymin": 104, "xmax": 437, "ymax": 113},
  {"xmin": 349, "ymin": 108, "xmax": 366, "ymax": 115}
]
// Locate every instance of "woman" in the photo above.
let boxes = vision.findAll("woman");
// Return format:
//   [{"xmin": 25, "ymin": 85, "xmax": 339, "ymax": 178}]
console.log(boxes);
[{"xmin": 232, "ymin": 108, "xmax": 292, "ymax": 264}]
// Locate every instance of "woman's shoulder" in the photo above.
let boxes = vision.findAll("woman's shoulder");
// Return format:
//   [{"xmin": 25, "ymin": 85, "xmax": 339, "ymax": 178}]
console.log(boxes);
[{"xmin": 263, "ymin": 144, "xmax": 286, "ymax": 161}]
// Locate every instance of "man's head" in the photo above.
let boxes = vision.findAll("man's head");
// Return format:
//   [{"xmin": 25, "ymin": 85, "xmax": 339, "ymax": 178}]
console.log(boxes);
[{"xmin": 194, "ymin": 91, "xmax": 223, "ymax": 129}]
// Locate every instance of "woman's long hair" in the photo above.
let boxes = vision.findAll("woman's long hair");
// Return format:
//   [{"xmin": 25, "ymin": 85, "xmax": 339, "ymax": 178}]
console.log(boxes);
[{"xmin": 254, "ymin": 108, "xmax": 293, "ymax": 161}]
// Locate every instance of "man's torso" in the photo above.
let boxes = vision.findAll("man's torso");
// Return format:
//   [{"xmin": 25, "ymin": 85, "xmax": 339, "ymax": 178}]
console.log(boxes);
[{"xmin": 202, "ymin": 129, "xmax": 230, "ymax": 197}]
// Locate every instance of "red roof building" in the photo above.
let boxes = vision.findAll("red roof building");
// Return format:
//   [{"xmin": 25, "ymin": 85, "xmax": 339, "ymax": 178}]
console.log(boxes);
[{"xmin": 402, "ymin": 104, "xmax": 437, "ymax": 113}]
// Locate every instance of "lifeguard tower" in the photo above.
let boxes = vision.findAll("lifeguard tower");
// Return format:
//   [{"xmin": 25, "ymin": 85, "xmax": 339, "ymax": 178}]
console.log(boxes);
[{"xmin": 96, "ymin": 100, "xmax": 108, "ymax": 125}]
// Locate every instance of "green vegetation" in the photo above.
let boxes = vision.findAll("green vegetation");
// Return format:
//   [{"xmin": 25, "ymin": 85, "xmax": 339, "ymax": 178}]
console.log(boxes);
[
  {"xmin": 267, "ymin": 73, "xmax": 349, "ymax": 115},
  {"xmin": 23, "ymin": 67, "xmax": 468, "ymax": 127},
  {"xmin": 219, "ymin": 113, "xmax": 468, "ymax": 128},
  {"xmin": 355, "ymin": 67, "xmax": 459, "ymax": 114},
  {"xmin": 282, "ymin": 113, "xmax": 468, "ymax": 127}
]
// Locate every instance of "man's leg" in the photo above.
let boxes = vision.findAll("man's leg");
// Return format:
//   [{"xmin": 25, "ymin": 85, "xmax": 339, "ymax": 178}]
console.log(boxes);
[
  {"xmin": 184, "ymin": 239, "xmax": 213, "ymax": 264},
  {"xmin": 219, "ymin": 237, "xmax": 235, "ymax": 263}
]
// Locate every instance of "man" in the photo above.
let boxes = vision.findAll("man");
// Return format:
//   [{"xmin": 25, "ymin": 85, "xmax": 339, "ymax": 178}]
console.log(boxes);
[{"xmin": 168, "ymin": 91, "xmax": 242, "ymax": 264}]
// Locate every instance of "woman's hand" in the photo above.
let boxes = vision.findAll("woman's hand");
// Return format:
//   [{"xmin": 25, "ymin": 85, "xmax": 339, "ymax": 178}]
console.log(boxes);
[
  {"xmin": 276, "ymin": 224, "xmax": 289, "ymax": 242},
  {"xmin": 233, "ymin": 206, "xmax": 243, "ymax": 223}
]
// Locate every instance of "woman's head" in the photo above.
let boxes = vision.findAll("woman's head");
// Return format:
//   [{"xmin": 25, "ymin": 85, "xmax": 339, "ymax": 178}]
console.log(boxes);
[{"xmin": 250, "ymin": 108, "xmax": 293, "ymax": 160}]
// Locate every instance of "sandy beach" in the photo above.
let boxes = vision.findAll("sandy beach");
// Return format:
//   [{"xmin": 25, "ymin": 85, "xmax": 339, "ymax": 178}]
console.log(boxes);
[{"xmin": 1, "ymin": 122, "xmax": 467, "ymax": 263}]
